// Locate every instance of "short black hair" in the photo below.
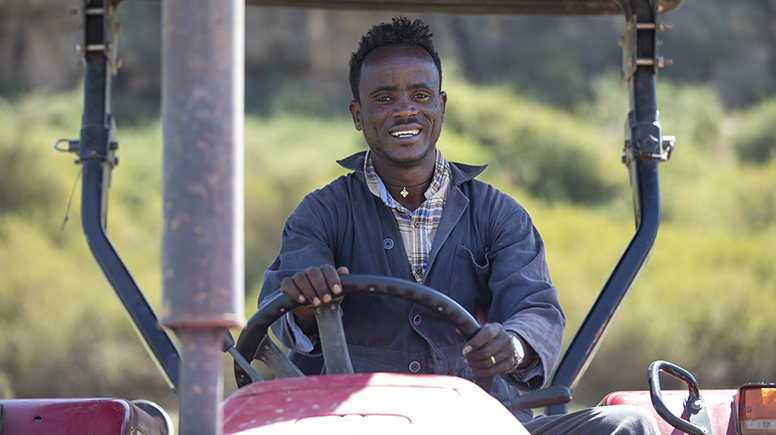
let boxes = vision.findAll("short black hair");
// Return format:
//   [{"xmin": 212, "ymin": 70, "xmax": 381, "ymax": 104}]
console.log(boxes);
[{"xmin": 349, "ymin": 17, "xmax": 442, "ymax": 103}]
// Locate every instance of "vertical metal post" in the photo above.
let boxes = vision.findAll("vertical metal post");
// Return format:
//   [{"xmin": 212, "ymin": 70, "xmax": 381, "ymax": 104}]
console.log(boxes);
[{"xmin": 161, "ymin": 1, "xmax": 245, "ymax": 434}]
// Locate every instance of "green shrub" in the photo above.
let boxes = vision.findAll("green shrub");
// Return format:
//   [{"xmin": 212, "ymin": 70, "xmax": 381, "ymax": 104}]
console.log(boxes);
[
  {"xmin": 444, "ymin": 78, "xmax": 622, "ymax": 205},
  {"xmin": 0, "ymin": 92, "xmax": 79, "ymax": 215},
  {"xmin": 657, "ymin": 81, "xmax": 726, "ymax": 152},
  {"xmin": 733, "ymin": 98, "xmax": 776, "ymax": 164}
]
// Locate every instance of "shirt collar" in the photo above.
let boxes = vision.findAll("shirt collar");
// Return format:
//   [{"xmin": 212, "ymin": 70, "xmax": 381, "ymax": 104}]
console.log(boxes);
[
  {"xmin": 337, "ymin": 150, "xmax": 487, "ymax": 186},
  {"xmin": 364, "ymin": 149, "xmax": 448, "ymax": 197},
  {"xmin": 363, "ymin": 148, "xmax": 450, "ymax": 208}
]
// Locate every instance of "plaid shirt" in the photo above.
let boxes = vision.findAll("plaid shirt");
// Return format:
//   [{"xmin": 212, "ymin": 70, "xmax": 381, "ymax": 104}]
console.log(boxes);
[{"xmin": 364, "ymin": 148, "xmax": 451, "ymax": 283}]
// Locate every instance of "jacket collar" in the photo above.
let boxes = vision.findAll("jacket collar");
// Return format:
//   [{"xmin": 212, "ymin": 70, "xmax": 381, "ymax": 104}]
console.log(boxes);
[{"xmin": 336, "ymin": 150, "xmax": 487, "ymax": 186}]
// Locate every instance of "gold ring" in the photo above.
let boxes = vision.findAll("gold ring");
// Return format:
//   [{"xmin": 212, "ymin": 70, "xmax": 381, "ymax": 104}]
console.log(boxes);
[{"xmin": 490, "ymin": 356, "xmax": 497, "ymax": 365}]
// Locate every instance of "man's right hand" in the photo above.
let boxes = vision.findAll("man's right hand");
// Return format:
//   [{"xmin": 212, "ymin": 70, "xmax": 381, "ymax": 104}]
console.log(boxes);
[{"xmin": 281, "ymin": 265, "xmax": 349, "ymax": 331}]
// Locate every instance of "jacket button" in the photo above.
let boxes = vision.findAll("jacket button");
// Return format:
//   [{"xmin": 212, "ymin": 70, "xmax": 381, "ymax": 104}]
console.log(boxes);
[
  {"xmin": 413, "ymin": 314, "xmax": 422, "ymax": 326},
  {"xmin": 409, "ymin": 361, "xmax": 421, "ymax": 373},
  {"xmin": 413, "ymin": 221, "xmax": 420, "ymax": 228},
  {"xmin": 383, "ymin": 237, "xmax": 394, "ymax": 250}
]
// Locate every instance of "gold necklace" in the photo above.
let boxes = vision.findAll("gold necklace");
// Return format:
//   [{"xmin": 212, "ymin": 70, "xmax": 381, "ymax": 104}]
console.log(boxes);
[{"xmin": 383, "ymin": 177, "xmax": 434, "ymax": 198}]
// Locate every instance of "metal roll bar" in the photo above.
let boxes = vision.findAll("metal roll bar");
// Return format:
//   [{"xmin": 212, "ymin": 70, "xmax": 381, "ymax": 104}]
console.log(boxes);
[{"xmin": 547, "ymin": 0, "xmax": 674, "ymax": 414}]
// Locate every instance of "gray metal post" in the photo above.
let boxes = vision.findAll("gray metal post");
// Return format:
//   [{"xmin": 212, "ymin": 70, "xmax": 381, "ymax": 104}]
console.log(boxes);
[{"xmin": 161, "ymin": 0, "xmax": 245, "ymax": 434}]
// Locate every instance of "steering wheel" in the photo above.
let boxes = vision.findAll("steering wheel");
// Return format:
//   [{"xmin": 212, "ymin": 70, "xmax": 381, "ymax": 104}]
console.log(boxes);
[{"xmin": 233, "ymin": 274, "xmax": 491, "ymax": 390}]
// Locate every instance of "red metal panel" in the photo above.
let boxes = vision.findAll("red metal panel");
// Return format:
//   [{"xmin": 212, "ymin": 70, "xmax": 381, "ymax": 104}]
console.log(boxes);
[
  {"xmin": 0, "ymin": 398, "xmax": 163, "ymax": 435},
  {"xmin": 603, "ymin": 390, "xmax": 738, "ymax": 435},
  {"xmin": 222, "ymin": 372, "xmax": 529, "ymax": 434}
]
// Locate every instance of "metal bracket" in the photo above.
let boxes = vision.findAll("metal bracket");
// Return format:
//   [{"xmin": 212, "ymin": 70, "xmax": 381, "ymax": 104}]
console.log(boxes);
[
  {"xmin": 222, "ymin": 330, "xmax": 264, "ymax": 383},
  {"xmin": 502, "ymin": 385, "xmax": 572, "ymax": 411},
  {"xmin": 70, "ymin": 0, "xmax": 123, "ymax": 75},
  {"xmin": 54, "ymin": 138, "xmax": 81, "ymax": 154},
  {"xmin": 622, "ymin": 112, "xmax": 676, "ymax": 167},
  {"xmin": 623, "ymin": 134, "xmax": 676, "ymax": 166},
  {"xmin": 54, "ymin": 138, "xmax": 119, "ymax": 168},
  {"xmin": 619, "ymin": 10, "xmax": 673, "ymax": 84},
  {"xmin": 685, "ymin": 396, "xmax": 715, "ymax": 435}
]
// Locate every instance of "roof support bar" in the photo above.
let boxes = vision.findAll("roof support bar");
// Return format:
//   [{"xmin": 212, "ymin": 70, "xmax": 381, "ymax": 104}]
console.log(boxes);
[
  {"xmin": 161, "ymin": 0, "xmax": 246, "ymax": 433},
  {"xmin": 76, "ymin": 0, "xmax": 181, "ymax": 393},
  {"xmin": 546, "ymin": 0, "xmax": 666, "ymax": 414}
]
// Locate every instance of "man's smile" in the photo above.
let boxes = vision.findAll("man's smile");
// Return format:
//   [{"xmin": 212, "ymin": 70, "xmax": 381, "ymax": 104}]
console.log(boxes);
[{"xmin": 390, "ymin": 129, "xmax": 421, "ymax": 138}]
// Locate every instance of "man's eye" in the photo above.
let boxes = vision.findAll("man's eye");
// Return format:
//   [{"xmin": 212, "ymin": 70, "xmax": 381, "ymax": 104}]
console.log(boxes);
[
  {"xmin": 376, "ymin": 96, "xmax": 392, "ymax": 102},
  {"xmin": 414, "ymin": 93, "xmax": 429, "ymax": 100}
]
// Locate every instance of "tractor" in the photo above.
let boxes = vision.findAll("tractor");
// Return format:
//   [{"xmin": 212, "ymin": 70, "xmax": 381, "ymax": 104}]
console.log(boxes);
[{"xmin": 1, "ymin": 0, "xmax": 774, "ymax": 434}]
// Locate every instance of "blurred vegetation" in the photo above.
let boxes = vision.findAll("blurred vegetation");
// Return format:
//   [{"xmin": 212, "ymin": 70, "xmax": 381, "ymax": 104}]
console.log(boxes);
[
  {"xmin": 734, "ymin": 99, "xmax": 776, "ymax": 165},
  {"xmin": 0, "ymin": 70, "xmax": 774, "ymax": 413}
]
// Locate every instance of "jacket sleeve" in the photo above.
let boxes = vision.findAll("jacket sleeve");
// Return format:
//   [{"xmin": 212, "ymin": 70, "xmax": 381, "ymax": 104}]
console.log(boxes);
[
  {"xmin": 257, "ymin": 191, "xmax": 341, "ymax": 356},
  {"xmin": 484, "ymin": 189, "xmax": 566, "ymax": 391}
]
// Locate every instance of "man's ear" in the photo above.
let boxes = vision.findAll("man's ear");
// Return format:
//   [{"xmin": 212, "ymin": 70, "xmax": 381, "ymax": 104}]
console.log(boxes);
[
  {"xmin": 440, "ymin": 91, "xmax": 447, "ymax": 123},
  {"xmin": 348, "ymin": 100, "xmax": 363, "ymax": 131}
]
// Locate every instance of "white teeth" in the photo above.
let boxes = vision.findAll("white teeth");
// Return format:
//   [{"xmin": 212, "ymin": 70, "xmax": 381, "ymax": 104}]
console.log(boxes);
[{"xmin": 391, "ymin": 129, "xmax": 420, "ymax": 138}]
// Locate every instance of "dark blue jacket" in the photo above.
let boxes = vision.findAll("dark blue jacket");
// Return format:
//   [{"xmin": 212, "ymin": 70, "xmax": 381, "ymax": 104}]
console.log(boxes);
[{"xmin": 258, "ymin": 151, "xmax": 565, "ymax": 422}]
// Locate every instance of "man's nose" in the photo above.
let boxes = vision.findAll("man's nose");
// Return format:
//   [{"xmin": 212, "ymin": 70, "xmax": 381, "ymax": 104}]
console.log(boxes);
[{"xmin": 393, "ymin": 94, "xmax": 418, "ymax": 118}]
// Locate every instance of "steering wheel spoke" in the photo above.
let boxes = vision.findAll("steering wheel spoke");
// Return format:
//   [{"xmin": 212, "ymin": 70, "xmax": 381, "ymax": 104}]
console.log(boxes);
[
  {"xmin": 256, "ymin": 335, "xmax": 304, "ymax": 379},
  {"xmin": 311, "ymin": 296, "xmax": 354, "ymax": 375}
]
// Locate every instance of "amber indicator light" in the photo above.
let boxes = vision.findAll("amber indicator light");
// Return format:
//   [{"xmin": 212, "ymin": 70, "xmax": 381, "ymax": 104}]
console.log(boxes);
[{"xmin": 738, "ymin": 384, "xmax": 776, "ymax": 434}]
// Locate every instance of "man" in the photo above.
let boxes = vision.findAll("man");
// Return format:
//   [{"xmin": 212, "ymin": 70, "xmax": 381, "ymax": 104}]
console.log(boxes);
[{"xmin": 258, "ymin": 17, "xmax": 659, "ymax": 435}]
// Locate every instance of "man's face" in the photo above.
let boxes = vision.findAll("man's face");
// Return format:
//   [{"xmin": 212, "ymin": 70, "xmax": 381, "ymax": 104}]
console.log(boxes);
[{"xmin": 349, "ymin": 45, "xmax": 447, "ymax": 169}]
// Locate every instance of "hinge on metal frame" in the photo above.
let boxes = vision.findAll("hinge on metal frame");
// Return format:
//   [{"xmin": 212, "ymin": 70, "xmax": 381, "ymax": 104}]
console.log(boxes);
[
  {"xmin": 54, "ymin": 138, "xmax": 119, "ymax": 168},
  {"xmin": 619, "ymin": 14, "xmax": 674, "ymax": 84},
  {"xmin": 70, "ymin": 0, "xmax": 123, "ymax": 75}
]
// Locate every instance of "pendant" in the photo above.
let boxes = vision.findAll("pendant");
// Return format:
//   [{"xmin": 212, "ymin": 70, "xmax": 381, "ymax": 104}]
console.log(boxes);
[{"xmin": 400, "ymin": 187, "xmax": 409, "ymax": 197}]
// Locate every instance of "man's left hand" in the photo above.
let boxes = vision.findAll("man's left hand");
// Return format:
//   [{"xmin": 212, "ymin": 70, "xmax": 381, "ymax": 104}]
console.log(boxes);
[{"xmin": 462, "ymin": 323, "xmax": 520, "ymax": 377}]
